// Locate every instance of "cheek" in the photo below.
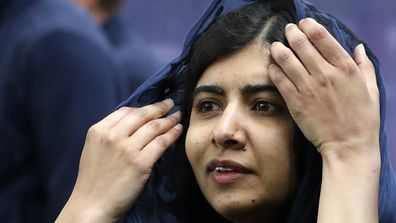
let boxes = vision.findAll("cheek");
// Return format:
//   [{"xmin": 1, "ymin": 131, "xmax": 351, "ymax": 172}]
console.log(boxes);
[
  {"xmin": 253, "ymin": 123, "xmax": 295, "ymax": 173},
  {"xmin": 269, "ymin": 130, "xmax": 295, "ymax": 184},
  {"xmin": 185, "ymin": 127, "xmax": 206, "ymax": 168}
]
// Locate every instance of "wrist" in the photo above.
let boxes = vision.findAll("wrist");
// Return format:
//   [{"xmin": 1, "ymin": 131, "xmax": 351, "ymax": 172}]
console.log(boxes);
[
  {"xmin": 319, "ymin": 140, "xmax": 381, "ymax": 171},
  {"xmin": 56, "ymin": 193, "xmax": 116, "ymax": 223},
  {"xmin": 317, "ymin": 141, "xmax": 380, "ymax": 223}
]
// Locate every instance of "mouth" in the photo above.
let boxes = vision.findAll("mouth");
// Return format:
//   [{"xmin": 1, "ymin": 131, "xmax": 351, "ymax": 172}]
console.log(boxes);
[{"xmin": 208, "ymin": 159, "xmax": 253, "ymax": 184}]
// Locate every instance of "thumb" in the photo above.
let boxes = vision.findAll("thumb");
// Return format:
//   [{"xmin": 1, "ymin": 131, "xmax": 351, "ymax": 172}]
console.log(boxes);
[
  {"xmin": 354, "ymin": 44, "xmax": 379, "ymax": 97},
  {"xmin": 353, "ymin": 44, "xmax": 366, "ymax": 65},
  {"xmin": 354, "ymin": 43, "xmax": 375, "ymax": 72}
]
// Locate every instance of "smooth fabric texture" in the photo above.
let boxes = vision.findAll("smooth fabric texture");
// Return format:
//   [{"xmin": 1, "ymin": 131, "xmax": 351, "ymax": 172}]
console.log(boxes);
[
  {"xmin": 120, "ymin": 0, "xmax": 396, "ymax": 222},
  {"xmin": 0, "ymin": 0, "xmax": 127, "ymax": 222}
]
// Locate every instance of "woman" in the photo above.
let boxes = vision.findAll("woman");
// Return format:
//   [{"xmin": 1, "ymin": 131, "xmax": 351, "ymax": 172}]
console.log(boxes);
[{"xmin": 57, "ymin": 0, "xmax": 396, "ymax": 222}]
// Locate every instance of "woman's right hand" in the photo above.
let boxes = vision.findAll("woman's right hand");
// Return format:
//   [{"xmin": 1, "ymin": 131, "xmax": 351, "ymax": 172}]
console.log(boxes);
[{"xmin": 56, "ymin": 99, "xmax": 183, "ymax": 223}]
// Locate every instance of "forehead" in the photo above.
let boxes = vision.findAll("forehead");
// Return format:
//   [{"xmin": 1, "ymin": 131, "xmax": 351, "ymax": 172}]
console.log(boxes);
[{"xmin": 196, "ymin": 43, "xmax": 272, "ymax": 88}]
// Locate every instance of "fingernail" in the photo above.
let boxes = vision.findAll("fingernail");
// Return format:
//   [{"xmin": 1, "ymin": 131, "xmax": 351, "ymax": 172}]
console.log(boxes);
[
  {"xmin": 285, "ymin": 23, "xmax": 295, "ymax": 29},
  {"xmin": 171, "ymin": 111, "xmax": 182, "ymax": 119},
  {"xmin": 299, "ymin": 18, "xmax": 307, "ymax": 26},
  {"xmin": 298, "ymin": 18, "xmax": 310, "ymax": 25},
  {"xmin": 358, "ymin": 44, "xmax": 366, "ymax": 54},
  {"xmin": 271, "ymin": 41, "xmax": 282, "ymax": 47},
  {"xmin": 175, "ymin": 124, "xmax": 183, "ymax": 131},
  {"xmin": 163, "ymin": 98, "xmax": 174, "ymax": 107}
]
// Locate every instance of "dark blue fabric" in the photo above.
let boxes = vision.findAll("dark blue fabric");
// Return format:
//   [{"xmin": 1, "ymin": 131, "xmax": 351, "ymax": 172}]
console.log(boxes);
[
  {"xmin": 103, "ymin": 14, "xmax": 161, "ymax": 93},
  {"xmin": 0, "ymin": 0, "xmax": 127, "ymax": 222},
  {"xmin": 119, "ymin": 0, "xmax": 396, "ymax": 222}
]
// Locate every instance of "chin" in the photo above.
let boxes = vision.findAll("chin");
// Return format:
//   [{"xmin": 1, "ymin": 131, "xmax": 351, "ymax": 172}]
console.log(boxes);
[
  {"xmin": 208, "ymin": 193, "xmax": 290, "ymax": 222},
  {"xmin": 208, "ymin": 194, "xmax": 259, "ymax": 217}
]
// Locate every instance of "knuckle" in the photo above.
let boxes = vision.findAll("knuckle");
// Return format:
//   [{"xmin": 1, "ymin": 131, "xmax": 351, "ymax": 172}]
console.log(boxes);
[
  {"xmin": 316, "ymin": 71, "xmax": 332, "ymax": 86},
  {"xmin": 119, "ymin": 107, "xmax": 137, "ymax": 117},
  {"xmin": 288, "ymin": 101, "xmax": 305, "ymax": 118},
  {"xmin": 132, "ymin": 108, "xmax": 148, "ymax": 119},
  {"xmin": 100, "ymin": 131, "xmax": 118, "ymax": 146},
  {"xmin": 117, "ymin": 145, "xmax": 150, "ymax": 172},
  {"xmin": 339, "ymin": 61, "xmax": 358, "ymax": 75},
  {"xmin": 290, "ymin": 35, "xmax": 308, "ymax": 48},
  {"xmin": 148, "ymin": 120, "xmax": 162, "ymax": 131},
  {"xmin": 130, "ymin": 157, "xmax": 151, "ymax": 174},
  {"xmin": 158, "ymin": 100, "xmax": 171, "ymax": 111},
  {"xmin": 168, "ymin": 126, "xmax": 180, "ymax": 136},
  {"xmin": 270, "ymin": 72, "xmax": 282, "ymax": 84},
  {"xmin": 155, "ymin": 136, "xmax": 169, "ymax": 148},
  {"xmin": 125, "ymin": 155, "xmax": 148, "ymax": 172},
  {"xmin": 86, "ymin": 125, "xmax": 100, "ymax": 141},
  {"xmin": 304, "ymin": 88, "xmax": 315, "ymax": 99},
  {"xmin": 276, "ymin": 48, "xmax": 294, "ymax": 65},
  {"xmin": 119, "ymin": 142, "xmax": 132, "ymax": 156},
  {"xmin": 168, "ymin": 113, "xmax": 180, "ymax": 123},
  {"xmin": 120, "ymin": 106, "xmax": 133, "ymax": 112},
  {"xmin": 308, "ymin": 26, "xmax": 327, "ymax": 41}
]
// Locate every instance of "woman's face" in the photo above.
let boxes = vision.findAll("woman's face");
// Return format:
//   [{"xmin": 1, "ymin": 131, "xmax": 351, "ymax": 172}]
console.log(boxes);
[{"xmin": 185, "ymin": 43, "xmax": 296, "ymax": 222}]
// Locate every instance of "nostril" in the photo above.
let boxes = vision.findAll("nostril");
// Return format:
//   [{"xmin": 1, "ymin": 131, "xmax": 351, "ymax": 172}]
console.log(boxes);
[
  {"xmin": 211, "ymin": 130, "xmax": 246, "ymax": 151},
  {"xmin": 224, "ymin": 139, "xmax": 238, "ymax": 146},
  {"xmin": 223, "ymin": 139, "xmax": 239, "ymax": 148}
]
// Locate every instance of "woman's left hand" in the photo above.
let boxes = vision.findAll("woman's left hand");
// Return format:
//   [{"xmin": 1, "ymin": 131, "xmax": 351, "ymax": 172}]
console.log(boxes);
[
  {"xmin": 269, "ymin": 18, "xmax": 380, "ymax": 158},
  {"xmin": 269, "ymin": 18, "xmax": 380, "ymax": 223}
]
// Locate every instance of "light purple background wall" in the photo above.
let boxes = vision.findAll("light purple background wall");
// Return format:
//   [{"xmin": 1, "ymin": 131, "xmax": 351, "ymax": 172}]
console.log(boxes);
[{"xmin": 121, "ymin": 0, "xmax": 396, "ymax": 169}]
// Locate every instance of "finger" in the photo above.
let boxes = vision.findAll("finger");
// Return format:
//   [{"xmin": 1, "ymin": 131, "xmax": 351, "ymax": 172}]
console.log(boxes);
[
  {"xmin": 299, "ymin": 18, "xmax": 355, "ymax": 68},
  {"xmin": 139, "ymin": 124, "xmax": 183, "ymax": 166},
  {"xmin": 129, "ymin": 111, "xmax": 182, "ymax": 150},
  {"xmin": 270, "ymin": 41, "xmax": 311, "ymax": 91},
  {"xmin": 268, "ymin": 63, "xmax": 300, "ymax": 109},
  {"xmin": 354, "ymin": 44, "xmax": 378, "ymax": 95},
  {"xmin": 111, "ymin": 99, "xmax": 174, "ymax": 137},
  {"xmin": 94, "ymin": 107, "xmax": 136, "ymax": 130},
  {"xmin": 285, "ymin": 23, "xmax": 330, "ymax": 75}
]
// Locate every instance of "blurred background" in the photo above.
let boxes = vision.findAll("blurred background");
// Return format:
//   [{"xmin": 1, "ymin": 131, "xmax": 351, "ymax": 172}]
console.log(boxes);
[
  {"xmin": 121, "ymin": 0, "xmax": 396, "ymax": 168},
  {"xmin": 1, "ymin": 1, "xmax": 395, "ymax": 221}
]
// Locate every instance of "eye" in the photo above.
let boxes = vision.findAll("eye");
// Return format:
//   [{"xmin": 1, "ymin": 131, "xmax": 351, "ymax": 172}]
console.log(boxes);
[
  {"xmin": 196, "ymin": 100, "xmax": 222, "ymax": 114},
  {"xmin": 253, "ymin": 100, "xmax": 278, "ymax": 115}
]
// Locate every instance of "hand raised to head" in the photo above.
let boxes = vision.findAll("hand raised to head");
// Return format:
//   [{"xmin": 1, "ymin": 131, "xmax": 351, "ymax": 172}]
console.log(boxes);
[
  {"xmin": 269, "ymin": 18, "xmax": 379, "ymax": 158},
  {"xmin": 56, "ymin": 99, "xmax": 183, "ymax": 222}
]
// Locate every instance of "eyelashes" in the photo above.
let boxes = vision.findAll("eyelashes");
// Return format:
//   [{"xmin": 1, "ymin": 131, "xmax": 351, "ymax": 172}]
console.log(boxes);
[
  {"xmin": 252, "ymin": 100, "xmax": 278, "ymax": 115},
  {"xmin": 193, "ymin": 99, "xmax": 280, "ymax": 116},
  {"xmin": 195, "ymin": 100, "xmax": 222, "ymax": 114}
]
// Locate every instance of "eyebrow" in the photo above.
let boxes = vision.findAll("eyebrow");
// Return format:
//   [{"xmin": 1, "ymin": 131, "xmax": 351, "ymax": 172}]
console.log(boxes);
[
  {"xmin": 193, "ymin": 85, "xmax": 224, "ymax": 97},
  {"xmin": 241, "ymin": 84, "xmax": 279, "ymax": 95},
  {"xmin": 192, "ymin": 84, "xmax": 279, "ymax": 98}
]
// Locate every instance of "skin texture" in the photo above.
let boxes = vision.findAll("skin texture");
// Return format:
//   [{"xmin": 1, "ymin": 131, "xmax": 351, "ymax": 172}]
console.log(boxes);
[
  {"xmin": 56, "ymin": 18, "xmax": 380, "ymax": 223},
  {"xmin": 269, "ymin": 18, "xmax": 380, "ymax": 223},
  {"xmin": 185, "ymin": 43, "xmax": 295, "ymax": 223},
  {"xmin": 56, "ymin": 99, "xmax": 183, "ymax": 223}
]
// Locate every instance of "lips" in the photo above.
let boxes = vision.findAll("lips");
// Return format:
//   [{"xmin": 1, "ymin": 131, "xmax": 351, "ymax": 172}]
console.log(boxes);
[
  {"xmin": 208, "ymin": 159, "xmax": 252, "ymax": 173},
  {"xmin": 208, "ymin": 159, "xmax": 253, "ymax": 184}
]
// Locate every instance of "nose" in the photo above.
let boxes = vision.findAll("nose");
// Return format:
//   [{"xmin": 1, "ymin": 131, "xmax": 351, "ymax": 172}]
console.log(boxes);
[{"xmin": 210, "ymin": 105, "xmax": 247, "ymax": 150}]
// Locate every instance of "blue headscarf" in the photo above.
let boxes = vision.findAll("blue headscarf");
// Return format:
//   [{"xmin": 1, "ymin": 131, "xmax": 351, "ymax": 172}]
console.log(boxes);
[{"xmin": 121, "ymin": 0, "xmax": 396, "ymax": 222}]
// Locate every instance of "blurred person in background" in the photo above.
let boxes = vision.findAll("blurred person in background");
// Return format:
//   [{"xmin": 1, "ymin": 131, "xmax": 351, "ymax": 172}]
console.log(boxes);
[
  {"xmin": 75, "ymin": 0, "xmax": 162, "ymax": 92},
  {"xmin": 0, "ymin": 0, "xmax": 127, "ymax": 222},
  {"xmin": 55, "ymin": 0, "xmax": 396, "ymax": 222}
]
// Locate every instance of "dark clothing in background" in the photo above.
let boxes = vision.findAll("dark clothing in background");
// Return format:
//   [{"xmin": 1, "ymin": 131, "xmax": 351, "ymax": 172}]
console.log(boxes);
[
  {"xmin": 103, "ymin": 14, "xmax": 161, "ymax": 92},
  {"xmin": 119, "ymin": 0, "xmax": 396, "ymax": 222},
  {"xmin": 0, "ymin": 0, "xmax": 127, "ymax": 222}
]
